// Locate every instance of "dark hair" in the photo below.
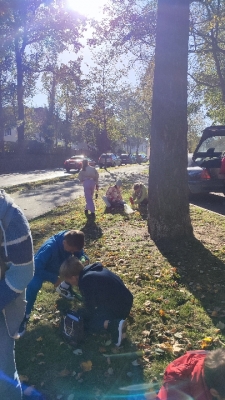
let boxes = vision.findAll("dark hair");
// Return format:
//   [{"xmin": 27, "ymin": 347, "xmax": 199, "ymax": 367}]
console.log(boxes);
[
  {"xmin": 204, "ymin": 348, "xmax": 225, "ymax": 396},
  {"xmin": 133, "ymin": 183, "xmax": 141, "ymax": 190},
  {"xmin": 82, "ymin": 159, "xmax": 88, "ymax": 171},
  {"xmin": 60, "ymin": 256, "xmax": 84, "ymax": 279},
  {"xmin": 64, "ymin": 230, "xmax": 84, "ymax": 250}
]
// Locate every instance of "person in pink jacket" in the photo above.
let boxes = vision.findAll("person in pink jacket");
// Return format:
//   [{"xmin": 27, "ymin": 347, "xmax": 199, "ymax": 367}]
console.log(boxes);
[
  {"xmin": 102, "ymin": 180, "xmax": 126, "ymax": 208},
  {"xmin": 157, "ymin": 349, "xmax": 225, "ymax": 400}
]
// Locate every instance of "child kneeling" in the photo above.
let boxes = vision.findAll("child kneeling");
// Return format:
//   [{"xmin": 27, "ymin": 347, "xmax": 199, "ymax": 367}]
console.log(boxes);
[{"xmin": 59, "ymin": 257, "xmax": 133, "ymax": 347}]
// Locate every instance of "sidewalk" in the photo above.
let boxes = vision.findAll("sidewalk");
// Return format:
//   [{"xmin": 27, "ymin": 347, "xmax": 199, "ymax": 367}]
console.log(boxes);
[{"xmin": 10, "ymin": 165, "xmax": 148, "ymax": 220}]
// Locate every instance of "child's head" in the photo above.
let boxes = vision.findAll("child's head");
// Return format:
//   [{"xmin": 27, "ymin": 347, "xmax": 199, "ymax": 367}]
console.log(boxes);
[
  {"xmin": 60, "ymin": 256, "xmax": 84, "ymax": 286},
  {"xmin": 133, "ymin": 183, "xmax": 141, "ymax": 191},
  {"xmin": 63, "ymin": 230, "xmax": 85, "ymax": 253},
  {"xmin": 82, "ymin": 159, "xmax": 88, "ymax": 171},
  {"xmin": 204, "ymin": 348, "xmax": 225, "ymax": 399},
  {"xmin": 115, "ymin": 180, "xmax": 122, "ymax": 188}
]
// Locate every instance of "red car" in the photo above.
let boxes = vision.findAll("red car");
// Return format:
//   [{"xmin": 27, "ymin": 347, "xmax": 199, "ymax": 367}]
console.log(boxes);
[{"xmin": 64, "ymin": 155, "xmax": 96, "ymax": 172}]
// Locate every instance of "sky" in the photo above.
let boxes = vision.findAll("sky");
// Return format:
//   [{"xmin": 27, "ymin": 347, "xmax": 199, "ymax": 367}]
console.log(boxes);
[{"xmin": 28, "ymin": 0, "xmax": 113, "ymax": 107}]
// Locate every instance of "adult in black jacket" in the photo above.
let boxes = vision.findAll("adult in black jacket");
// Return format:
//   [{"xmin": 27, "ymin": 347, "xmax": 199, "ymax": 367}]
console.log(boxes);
[{"xmin": 60, "ymin": 257, "xmax": 133, "ymax": 347}]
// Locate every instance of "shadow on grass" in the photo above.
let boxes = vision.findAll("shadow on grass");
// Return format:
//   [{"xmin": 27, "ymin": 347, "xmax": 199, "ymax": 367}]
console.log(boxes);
[
  {"xmin": 17, "ymin": 318, "xmax": 147, "ymax": 400},
  {"xmin": 156, "ymin": 236, "xmax": 225, "ymax": 325},
  {"xmin": 80, "ymin": 219, "xmax": 103, "ymax": 246}
]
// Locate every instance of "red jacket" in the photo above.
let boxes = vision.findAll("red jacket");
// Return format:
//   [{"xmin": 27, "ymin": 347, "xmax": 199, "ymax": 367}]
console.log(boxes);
[{"xmin": 157, "ymin": 351, "xmax": 212, "ymax": 400}]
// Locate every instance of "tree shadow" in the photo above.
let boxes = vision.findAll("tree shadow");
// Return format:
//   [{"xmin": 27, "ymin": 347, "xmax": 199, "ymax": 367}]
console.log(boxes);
[
  {"xmin": 137, "ymin": 204, "xmax": 148, "ymax": 220},
  {"xmin": 156, "ymin": 236, "xmax": 225, "ymax": 325}
]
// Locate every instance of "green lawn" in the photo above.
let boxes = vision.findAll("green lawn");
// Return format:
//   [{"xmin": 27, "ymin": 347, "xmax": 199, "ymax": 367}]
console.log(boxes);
[{"xmin": 16, "ymin": 183, "xmax": 225, "ymax": 399}]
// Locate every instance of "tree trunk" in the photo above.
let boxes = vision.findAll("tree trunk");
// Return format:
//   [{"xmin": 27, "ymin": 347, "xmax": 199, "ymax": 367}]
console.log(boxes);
[
  {"xmin": 0, "ymin": 77, "xmax": 4, "ymax": 153},
  {"xmin": 15, "ymin": 38, "xmax": 25, "ymax": 151},
  {"xmin": 148, "ymin": 0, "xmax": 193, "ymax": 242}
]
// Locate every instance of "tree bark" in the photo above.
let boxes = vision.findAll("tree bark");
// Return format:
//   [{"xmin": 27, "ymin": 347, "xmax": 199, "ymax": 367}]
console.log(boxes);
[
  {"xmin": 148, "ymin": 0, "xmax": 193, "ymax": 242},
  {"xmin": 15, "ymin": 38, "xmax": 25, "ymax": 150}
]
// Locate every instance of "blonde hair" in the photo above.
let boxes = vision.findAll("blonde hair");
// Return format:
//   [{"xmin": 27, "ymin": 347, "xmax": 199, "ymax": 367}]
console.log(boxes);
[{"xmin": 60, "ymin": 256, "xmax": 84, "ymax": 279}]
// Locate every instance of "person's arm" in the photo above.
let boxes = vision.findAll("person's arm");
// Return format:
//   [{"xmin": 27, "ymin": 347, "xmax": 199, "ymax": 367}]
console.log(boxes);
[{"xmin": 35, "ymin": 245, "xmax": 59, "ymax": 284}]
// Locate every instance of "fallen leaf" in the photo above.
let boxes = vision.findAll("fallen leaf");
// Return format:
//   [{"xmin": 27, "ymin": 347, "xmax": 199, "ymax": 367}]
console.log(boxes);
[
  {"xmin": 216, "ymin": 321, "xmax": 225, "ymax": 330},
  {"xmin": 80, "ymin": 361, "xmax": 92, "ymax": 372},
  {"xmin": 172, "ymin": 343, "xmax": 185, "ymax": 356},
  {"xmin": 36, "ymin": 337, "xmax": 43, "ymax": 342},
  {"xmin": 105, "ymin": 340, "xmax": 112, "ymax": 346},
  {"xmin": 73, "ymin": 349, "xmax": 83, "ymax": 355},
  {"xmin": 19, "ymin": 375, "xmax": 29, "ymax": 382},
  {"xmin": 132, "ymin": 359, "xmax": 140, "ymax": 366},
  {"xmin": 107, "ymin": 367, "xmax": 114, "ymax": 375},
  {"xmin": 159, "ymin": 309, "xmax": 166, "ymax": 317},
  {"xmin": 58, "ymin": 369, "xmax": 71, "ymax": 377},
  {"xmin": 67, "ymin": 394, "xmax": 75, "ymax": 400},
  {"xmin": 23, "ymin": 386, "xmax": 35, "ymax": 396},
  {"xmin": 200, "ymin": 337, "xmax": 213, "ymax": 349},
  {"xmin": 98, "ymin": 346, "xmax": 106, "ymax": 353}
]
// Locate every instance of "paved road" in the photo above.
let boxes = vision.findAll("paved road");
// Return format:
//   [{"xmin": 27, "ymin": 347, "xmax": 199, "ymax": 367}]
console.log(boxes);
[
  {"xmin": 7, "ymin": 164, "xmax": 149, "ymax": 220},
  {"xmin": 0, "ymin": 168, "xmax": 71, "ymax": 187}
]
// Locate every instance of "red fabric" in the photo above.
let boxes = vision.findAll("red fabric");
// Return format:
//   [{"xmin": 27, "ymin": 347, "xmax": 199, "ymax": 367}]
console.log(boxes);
[
  {"xmin": 156, "ymin": 351, "xmax": 212, "ymax": 400},
  {"xmin": 220, "ymin": 157, "xmax": 225, "ymax": 174}
]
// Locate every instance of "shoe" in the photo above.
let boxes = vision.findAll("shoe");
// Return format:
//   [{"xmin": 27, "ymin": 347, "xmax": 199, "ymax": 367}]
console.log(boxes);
[
  {"xmin": 56, "ymin": 283, "xmax": 75, "ymax": 300},
  {"xmin": 108, "ymin": 319, "xmax": 127, "ymax": 347},
  {"xmin": 18, "ymin": 316, "xmax": 29, "ymax": 338}
]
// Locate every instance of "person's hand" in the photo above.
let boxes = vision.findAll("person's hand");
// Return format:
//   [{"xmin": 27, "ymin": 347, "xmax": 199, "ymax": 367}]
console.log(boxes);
[{"xmin": 54, "ymin": 277, "xmax": 61, "ymax": 287}]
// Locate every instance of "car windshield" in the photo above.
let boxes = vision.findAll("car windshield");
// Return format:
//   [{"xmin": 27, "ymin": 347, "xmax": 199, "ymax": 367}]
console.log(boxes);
[{"xmin": 198, "ymin": 136, "xmax": 225, "ymax": 153}]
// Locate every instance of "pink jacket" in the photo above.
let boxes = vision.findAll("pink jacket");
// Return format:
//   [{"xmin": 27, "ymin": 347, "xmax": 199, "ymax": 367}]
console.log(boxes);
[
  {"xmin": 157, "ymin": 351, "xmax": 212, "ymax": 400},
  {"xmin": 106, "ymin": 186, "xmax": 122, "ymax": 202}
]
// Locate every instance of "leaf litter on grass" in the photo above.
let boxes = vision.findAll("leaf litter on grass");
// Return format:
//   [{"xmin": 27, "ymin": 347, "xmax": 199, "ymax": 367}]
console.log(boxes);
[{"xmin": 15, "ymin": 188, "xmax": 225, "ymax": 399}]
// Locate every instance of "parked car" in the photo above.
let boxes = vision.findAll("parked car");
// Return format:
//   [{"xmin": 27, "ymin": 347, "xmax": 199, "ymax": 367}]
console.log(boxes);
[
  {"xmin": 64, "ymin": 155, "xmax": 95, "ymax": 172},
  {"xmin": 98, "ymin": 153, "xmax": 121, "ymax": 168},
  {"xmin": 132, "ymin": 154, "xmax": 148, "ymax": 163},
  {"xmin": 188, "ymin": 125, "xmax": 225, "ymax": 195},
  {"xmin": 120, "ymin": 154, "xmax": 134, "ymax": 165}
]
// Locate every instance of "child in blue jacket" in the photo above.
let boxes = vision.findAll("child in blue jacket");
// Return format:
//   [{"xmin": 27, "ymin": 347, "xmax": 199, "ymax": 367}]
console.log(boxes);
[{"xmin": 18, "ymin": 230, "xmax": 89, "ymax": 337}]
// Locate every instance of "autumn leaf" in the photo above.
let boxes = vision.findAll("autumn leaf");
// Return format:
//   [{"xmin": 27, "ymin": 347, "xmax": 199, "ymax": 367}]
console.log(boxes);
[
  {"xmin": 200, "ymin": 337, "xmax": 213, "ymax": 349},
  {"xmin": 80, "ymin": 361, "xmax": 92, "ymax": 372},
  {"xmin": 159, "ymin": 309, "xmax": 166, "ymax": 317},
  {"xmin": 36, "ymin": 336, "xmax": 43, "ymax": 342},
  {"xmin": 58, "ymin": 369, "xmax": 71, "ymax": 377},
  {"xmin": 19, "ymin": 375, "xmax": 29, "ymax": 382}
]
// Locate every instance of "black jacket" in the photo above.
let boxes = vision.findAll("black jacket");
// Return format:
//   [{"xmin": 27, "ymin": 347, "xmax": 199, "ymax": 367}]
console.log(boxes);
[{"xmin": 78, "ymin": 262, "xmax": 133, "ymax": 318}]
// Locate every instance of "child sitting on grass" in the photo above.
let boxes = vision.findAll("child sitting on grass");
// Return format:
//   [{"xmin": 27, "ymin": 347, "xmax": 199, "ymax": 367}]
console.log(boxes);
[
  {"xmin": 130, "ymin": 182, "xmax": 148, "ymax": 206},
  {"xmin": 59, "ymin": 257, "xmax": 133, "ymax": 347}
]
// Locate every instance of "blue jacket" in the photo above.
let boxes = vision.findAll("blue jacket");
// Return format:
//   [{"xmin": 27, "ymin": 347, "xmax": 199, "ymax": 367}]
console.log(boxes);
[
  {"xmin": 35, "ymin": 230, "xmax": 87, "ymax": 284},
  {"xmin": 78, "ymin": 262, "xmax": 133, "ymax": 318},
  {"xmin": 0, "ymin": 189, "xmax": 34, "ymax": 336}
]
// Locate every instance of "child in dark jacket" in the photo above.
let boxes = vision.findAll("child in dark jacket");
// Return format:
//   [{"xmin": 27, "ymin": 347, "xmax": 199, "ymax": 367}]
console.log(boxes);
[
  {"xmin": 18, "ymin": 230, "xmax": 89, "ymax": 337},
  {"xmin": 59, "ymin": 257, "xmax": 133, "ymax": 347}
]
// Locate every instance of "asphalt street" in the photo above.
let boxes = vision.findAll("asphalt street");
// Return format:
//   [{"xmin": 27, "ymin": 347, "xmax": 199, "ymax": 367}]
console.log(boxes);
[{"xmin": 7, "ymin": 164, "xmax": 149, "ymax": 220}]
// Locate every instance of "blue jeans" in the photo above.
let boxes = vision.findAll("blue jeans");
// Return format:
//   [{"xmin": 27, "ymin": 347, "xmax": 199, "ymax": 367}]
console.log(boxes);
[
  {"xmin": 0, "ymin": 312, "xmax": 22, "ymax": 399},
  {"xmin": 25, "ymin": 275, "xmax": 46, "ymax": 316}
]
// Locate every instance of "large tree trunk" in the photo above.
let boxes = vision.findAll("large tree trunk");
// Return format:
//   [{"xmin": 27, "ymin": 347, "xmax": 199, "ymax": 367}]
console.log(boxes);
[
  {"xmin": 148, "ymin": 0, "xmax": 193, "ymax": 242},
  {"xmin": 15, "ymin": 38, "xmax": 25, "ymax": 151}
]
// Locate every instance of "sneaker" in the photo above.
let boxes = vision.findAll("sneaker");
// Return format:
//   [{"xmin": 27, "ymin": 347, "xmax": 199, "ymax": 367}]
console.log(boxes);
[
  {"xmin": 56, "ymin": 283, "xmax": 75, "ymax": 300},
  {"xmin": 109, "ymin": 319, "xmax": 127, "ymax": 347},
  {"xmin": 18, "ymin": 316, "xmax": 29, "ymax": 338}
]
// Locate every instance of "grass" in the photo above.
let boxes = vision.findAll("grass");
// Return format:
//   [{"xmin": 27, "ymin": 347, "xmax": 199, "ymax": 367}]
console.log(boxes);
[{"xmin": 15, "ymin": 182, "xmax": 225, "ymax": 400}]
